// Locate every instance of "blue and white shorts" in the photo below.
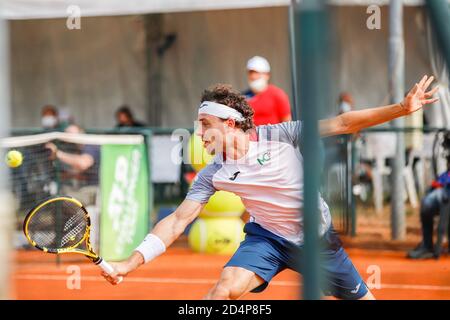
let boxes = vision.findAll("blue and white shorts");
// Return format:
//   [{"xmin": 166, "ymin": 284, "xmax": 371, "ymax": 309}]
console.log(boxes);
[{"xmin": 225, "ymin": 222, "xmax": 368, "ymax": 300}]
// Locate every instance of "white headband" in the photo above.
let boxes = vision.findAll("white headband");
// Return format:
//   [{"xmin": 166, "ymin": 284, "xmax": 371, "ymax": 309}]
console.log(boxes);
[{"xmin": 198, "ymin": 101, "xmax": 245, "ymax": 122}]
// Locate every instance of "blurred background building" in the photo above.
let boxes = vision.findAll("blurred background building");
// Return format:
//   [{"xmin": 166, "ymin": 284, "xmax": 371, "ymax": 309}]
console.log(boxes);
[{"xmin": 2, "ymin": 0, "xmax": 446, "ymax": 129}]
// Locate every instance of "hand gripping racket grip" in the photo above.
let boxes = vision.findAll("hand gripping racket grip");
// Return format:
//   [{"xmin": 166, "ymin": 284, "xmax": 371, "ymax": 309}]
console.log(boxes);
[{"xmin": 97, "ymin": 259, "xmax": 123, "ymax": 284}]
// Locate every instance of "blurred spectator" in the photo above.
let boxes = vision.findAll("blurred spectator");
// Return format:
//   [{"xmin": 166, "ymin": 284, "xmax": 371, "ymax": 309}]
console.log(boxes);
[
  {"xmin": 338, "ymin": 92, "xmax": 354, "ymax": 114},
  {"xmin": 45, "ymin": 124, "xmax": 100, "ymax": 205},
  {"xmin": 407, "ymin": 167, "xmax": 450, "ymax": 259},
  {"xmin": 322, "ymin": 93, "xmax": 354, "ymax": 193},
  {"xmin": 115, "ymin": 105, "xmax": 146, "ymax": 128},
  {"xmin": 41, "ymin": 105, "xmax": 59, "ymax": 130},
  {"xmin": 243, "ymin": 56, "xmax": 292, "ymax": 126},
  {"xmin": 324, "ymin": 92, "xmax": 356, "ymax": 163},
  {"xmin": 336, "ymin": 92, "xmax": 373, "ymax": 203},
  {"xmin": 58, "ymin": 107, "xmax": 75, "ymax": 129}
]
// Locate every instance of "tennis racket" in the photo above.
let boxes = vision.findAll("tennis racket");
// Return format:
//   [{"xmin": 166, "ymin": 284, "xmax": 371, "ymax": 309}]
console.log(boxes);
[{"xmin": 23, "ymin": 196, "xmax": 123, "ymax": 283}]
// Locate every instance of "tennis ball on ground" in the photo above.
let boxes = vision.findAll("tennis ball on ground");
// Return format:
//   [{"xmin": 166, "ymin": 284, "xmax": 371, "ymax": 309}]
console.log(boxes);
[
  {"xmin": 6, "ymin": 150, "xmax": 23, "ymax": 168},
  {"xmin": 188, "ymin": 217, "xmax": 245, "ymax": 255},
  {"xmin": 200, "ymin": 190, "xmax": 245, "ymax": 218},
  {"xmin": 187, "ymin": 133, "xmax": 214, "ymax": 172}
]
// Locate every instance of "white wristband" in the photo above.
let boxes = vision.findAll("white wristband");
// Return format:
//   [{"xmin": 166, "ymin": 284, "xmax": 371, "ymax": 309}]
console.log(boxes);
[{"xmin": 134, "ymin": 234, "xmax": 166, "ymax": 264}]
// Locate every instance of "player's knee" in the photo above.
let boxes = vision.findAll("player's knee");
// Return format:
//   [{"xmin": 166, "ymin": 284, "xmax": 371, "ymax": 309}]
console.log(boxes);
[
  {"xmin": 229, "ymin": 283, "xmax": 247, "ymax": 300},
  {"xmin": 208, "ymin": 283, "xmax": 231, "ymax": 300},
  {"xmin": 208, "ymin": 281, "xmax": 246, "ymax": 300}
]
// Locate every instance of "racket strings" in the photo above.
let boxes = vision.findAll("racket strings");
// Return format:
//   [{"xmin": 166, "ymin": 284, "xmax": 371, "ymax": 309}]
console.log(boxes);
[
  {"xmin": 61, "ymin": 219, "xmax": 86, "ymax": 247},
  {"xmin": 26, "ymin": 200, "xmax": 88, "ymax": 250},
  {"xmin": 29, "ymin": 211, "xmax": 57, "ymax": 247}
]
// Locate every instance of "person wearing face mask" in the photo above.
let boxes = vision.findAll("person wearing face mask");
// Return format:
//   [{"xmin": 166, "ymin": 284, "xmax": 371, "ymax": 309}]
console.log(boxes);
[
  {"xmin": 243, "ymin": 56, "xmax": 292, "ymax": 126},
  {"xmin": 41, "ymin": 105, "xmax": 60, "ymax": 130},
  {"xmin": 338, "ymin": 92, "xmax": 354, "ymax": 115}
]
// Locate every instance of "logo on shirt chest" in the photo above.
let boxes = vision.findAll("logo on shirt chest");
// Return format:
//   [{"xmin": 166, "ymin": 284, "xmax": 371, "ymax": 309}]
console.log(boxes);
[
  {"xmin": 257, "ymin": 152, "xmax": 271, "ymax": 166},
  {"xmin": 229, "ymin": 171, "xmax": 240, "ymax": 181}
]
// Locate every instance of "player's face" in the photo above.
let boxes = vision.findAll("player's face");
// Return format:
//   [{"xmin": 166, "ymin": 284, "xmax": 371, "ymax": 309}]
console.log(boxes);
[{"xmin": 197, "ymin": 114, "xmax": 228, "ymax": 155}]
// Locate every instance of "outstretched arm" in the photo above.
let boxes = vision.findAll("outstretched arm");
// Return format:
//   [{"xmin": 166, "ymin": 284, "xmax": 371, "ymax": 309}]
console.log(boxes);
[
  {"xmin": 102, "ymin": 199, "xmax": 204, "ymax": 284},
  {"xmin": 319, "ymin": 75, "xmax": 439, "ymax": 137}
]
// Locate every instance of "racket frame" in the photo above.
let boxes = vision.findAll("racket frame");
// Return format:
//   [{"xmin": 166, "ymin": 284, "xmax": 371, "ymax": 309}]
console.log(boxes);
[{"xmin": 23, "ymin": 196, "xmax": 101, "ymax": 263}]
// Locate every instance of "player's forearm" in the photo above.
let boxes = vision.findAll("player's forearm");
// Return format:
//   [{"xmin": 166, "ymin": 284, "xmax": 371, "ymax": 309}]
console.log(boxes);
[
  {"xmin": 151, "ymin": 199, "xmax": 202, "ymax": 247},
  {"xmin": 151, "ymin": 213, "xmax": 189, "ymax": 247},
  {"xmin": 128, "ymin": 217, "xmax": 188, "ymax": 272},
  {"xmin": 124, "ymin": 251, "xmax": 145, "ymax": 271},
  {"xmin": 126, "ymin": 217, "xmax": 185, "ymax": 273},
  {"xmin": 131, "ymin": 200, "xmax": 202, "ymax": 269},
  {"xmin": 339, "ymin": 103, "xmax": 406, "ymax": 134}
]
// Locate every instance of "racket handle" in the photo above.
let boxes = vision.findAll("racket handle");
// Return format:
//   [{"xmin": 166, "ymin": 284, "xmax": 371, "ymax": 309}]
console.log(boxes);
[{"xmin": 97, "ymin": 259, "xmax": 123, "ymax": 284}]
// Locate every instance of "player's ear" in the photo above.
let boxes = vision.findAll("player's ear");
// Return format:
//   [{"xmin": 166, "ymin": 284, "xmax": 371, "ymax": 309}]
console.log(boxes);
[{"xmin": 224, "ymin": 118, "xmax": 236, "ymax": 129}]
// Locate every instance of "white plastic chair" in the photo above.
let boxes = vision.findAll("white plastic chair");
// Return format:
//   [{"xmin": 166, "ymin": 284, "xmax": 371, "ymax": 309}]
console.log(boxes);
[{"xmin": 364, "ymin": 132, "xmax": 421, "ymax": 213}]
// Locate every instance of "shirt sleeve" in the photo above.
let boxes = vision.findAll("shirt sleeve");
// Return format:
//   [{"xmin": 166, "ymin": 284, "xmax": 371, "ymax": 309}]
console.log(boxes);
[
  {"xmin": 185, "ymin": 164, "xmax": 221, "ymax": 203},
  {"xmin": 276, "ymin": 89, "xmax": 292, "ymax": 121},
  {"xmin": 259, "ymin": 121, "xmax": 302, "ymax": 148},
  {"xmin": 82, "ymin": 145, "xmax": 100, "ymax": 163}
]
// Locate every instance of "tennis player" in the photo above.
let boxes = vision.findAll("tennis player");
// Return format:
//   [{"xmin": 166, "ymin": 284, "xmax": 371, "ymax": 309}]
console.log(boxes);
[{"xmin": 102, "ymin": 75, "xmax": 438, "ymax": 300}]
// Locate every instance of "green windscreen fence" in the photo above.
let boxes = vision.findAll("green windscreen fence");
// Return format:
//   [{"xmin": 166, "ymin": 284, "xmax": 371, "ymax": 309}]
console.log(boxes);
[{"xmin": 100, "ymin": 143, "xmax": 149, "ymax": 260}]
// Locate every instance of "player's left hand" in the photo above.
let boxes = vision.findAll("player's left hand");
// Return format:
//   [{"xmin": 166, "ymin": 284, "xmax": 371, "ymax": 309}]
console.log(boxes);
[{"xmin": 402, "ymin": 75, "xmax": 439, "ymax": 114}]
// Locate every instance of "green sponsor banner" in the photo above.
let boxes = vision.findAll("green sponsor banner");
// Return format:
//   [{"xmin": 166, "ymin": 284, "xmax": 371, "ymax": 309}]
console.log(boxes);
[{"xmin": 100, "ymin": 143, "xmax": 149, "ymax": 260}]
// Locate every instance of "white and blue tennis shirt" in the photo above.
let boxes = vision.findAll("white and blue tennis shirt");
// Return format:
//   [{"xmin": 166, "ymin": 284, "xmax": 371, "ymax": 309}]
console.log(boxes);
[{"xmin": 186, "ymin": 121, "xmax": 332, "ymax": 245}]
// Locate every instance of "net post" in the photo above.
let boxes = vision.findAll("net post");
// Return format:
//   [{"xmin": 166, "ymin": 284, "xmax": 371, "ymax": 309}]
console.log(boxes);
[
  {"xmin": 55, "ymin": 153, "xmax": 62, "ymax": 267},
  {"xmin": 141, "ymin": 128, "xmax": 154, "ymax": 233},
  {"xmin": 288, "ymin": 4, "xmax": 299, "ymax": 121},
  {"xmin": 0, "ymin": 16, "xmax": 13, "ymax": 299},
  {"xmin": 389, "ymin": 0, "xmax": 406, "ymax": 240},
  {"xmin": 350, "ymin": 138, "xmax": 357, "ymax": 237},
  {"xmin": 345, "ymin": 135, "xmax": 350, "ymax": 235},
  {"xmin": 292, "ymin": 0, "xmax": 330, "ymax": 300}
]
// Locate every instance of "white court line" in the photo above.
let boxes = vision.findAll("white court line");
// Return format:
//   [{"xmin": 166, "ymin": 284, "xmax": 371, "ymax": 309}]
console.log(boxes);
[
  {"xmin": 14, "ymin": 274, "xmax": 298, "ymax": 286},
  {"xmin": 380, "ymin": 284, "xmax": 450, "ymax": 291},
  {"xmin": 13, "ymin": 274, "xmax": 450, "ymax": 291}
]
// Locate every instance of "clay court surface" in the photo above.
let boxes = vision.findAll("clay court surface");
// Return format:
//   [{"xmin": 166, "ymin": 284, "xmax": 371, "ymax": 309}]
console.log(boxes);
[{"xmin": 11, "ymin": 244, "xmax": 450, "ymax": 300}]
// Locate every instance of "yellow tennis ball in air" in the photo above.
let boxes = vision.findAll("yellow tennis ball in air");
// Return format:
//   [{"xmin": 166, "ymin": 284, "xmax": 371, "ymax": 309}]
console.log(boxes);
[
  {"xmin": 188, "ymin": 217, "xmax": 245, "ymax": 255},
  {"xmin": 6, "ymin": 150, "xmax": 23, "ymax": 168}
]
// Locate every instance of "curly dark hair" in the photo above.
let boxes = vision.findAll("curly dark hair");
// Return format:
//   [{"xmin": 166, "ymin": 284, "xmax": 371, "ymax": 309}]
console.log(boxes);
[{"xmin": 200, "ymin": 84, "xmax": 255, "ymax": 131}]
